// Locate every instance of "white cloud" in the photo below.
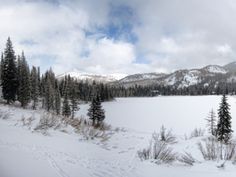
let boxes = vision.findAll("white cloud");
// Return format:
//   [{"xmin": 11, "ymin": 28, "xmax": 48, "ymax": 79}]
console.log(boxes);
[
  {"xmin": 1, "ymin": 0, "xmax": 236, "ymax": 75},
  {"xmin": 128, "ymin": 0, "xmax": 236, "ymax": 71}
]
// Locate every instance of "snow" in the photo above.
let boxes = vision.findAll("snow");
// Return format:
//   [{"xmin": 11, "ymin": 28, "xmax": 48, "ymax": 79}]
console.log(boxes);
[
  {"xmin": 1, "ymin": 96, "xmax": 236, "ymax": 177},
  {"xmin": 164, "ymin": 70, "xmax": 201, "ymax": 87},
  {"xmin": 165, "ymin": 74, "xmax": 176, "ymax": 85},
  {"xmin": 204, "ymin": 65, "xmax": 227, "ymax": 74},
  {"xmin": 119, "ymin": 73, "xmax": 165, "ymax": 83},
  {"xmin": 78, "ymin": 96, "xmax": 236, "ymax": 135},
  {"xmin": 181, "ymin": 71, "xmax": 200, "ymax": 88},
  {"xmin": 57, "ymin": 70, "xmax": 127, "ymax": 82}
]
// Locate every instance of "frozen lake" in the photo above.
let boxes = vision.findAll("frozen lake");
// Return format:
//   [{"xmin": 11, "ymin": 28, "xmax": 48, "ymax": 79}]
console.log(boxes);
[{"xmin": 78, "ymin": 96, "xmax": 236, "ymax": 135}]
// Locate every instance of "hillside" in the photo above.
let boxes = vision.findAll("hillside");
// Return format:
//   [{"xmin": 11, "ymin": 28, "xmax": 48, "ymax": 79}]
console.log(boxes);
[
  {"xmin": 114, "ymin": 64, "xmax": 235, "ymax": 88},
  {"xmin": 58, "ymin": 62, "xmax": 236, "ymax": 89}
]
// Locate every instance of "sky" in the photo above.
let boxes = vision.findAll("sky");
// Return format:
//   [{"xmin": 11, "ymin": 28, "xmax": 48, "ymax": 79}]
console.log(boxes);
[{"xmin": 0, "ymin": 0, "xmax": 236, "ymax": 75}]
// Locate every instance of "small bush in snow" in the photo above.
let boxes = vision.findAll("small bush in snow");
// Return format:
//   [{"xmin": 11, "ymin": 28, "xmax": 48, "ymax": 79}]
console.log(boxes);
[
  {"xmin": 80, "ymin": 126, "xmax": 111, "ymax": 140},
  {"xmin": 21, "ymin": 115, "xmax": 35, "ymax": 128},
  {"xmin": 63, "ymin": 116, "xmax": 112, "ymax": 141},
  {"xmin": 138, "ymin": 132, "xmax": 177, "ymax": 164},
  {"xmin": 190, "ymin": 128, "xmax": 205, "ymax": 138},
  {"xmin": 198, "ymin": 137, "xmax": 236, "ymax": 161},
  {"xmin": 198, "ymin": 137, "xmax": 219, "ymax": 161},
  {"xmin": 224, "ymin": 143, "xmax": 236, "ymax": 160},
  {"xmin": 178, "ymin": 152, "xmax": 198, "ymax": 166},
  {"xmin": 0, "ymin": 110, "xmax": 12, "ymax": 120},
  {"xmin": 34, "ymin": 113, "xmax": 60, "ymax": 134},
  {"xmin": 159, "ymin": 125, "xmax": 177, "ymax": 144}
]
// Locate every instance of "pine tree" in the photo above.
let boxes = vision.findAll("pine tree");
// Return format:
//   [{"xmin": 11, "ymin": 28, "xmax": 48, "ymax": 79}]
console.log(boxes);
[
  {"xmin": 217, "ymin": 94, "xmax": 233, "ymax": 144},
  {"xmin": 44, "ymin": 78, "xmax": 55, "ymax": 111},
  {"xmin": 1, "ymin": 37, "xmax": 18, "ymax": 104},
  {"xmin": 70, "ymin": 82, "xmax": 79, "ymax": 119},
  {"xmin": 62, "ymin": 92, "xmax": 71, "ymax": 117},
  {"xmin": 55, "ymin": 81, "xmax": 61, "ymax": 115},
  {"xmin": 18, "ymin": 52, "xmax": 31, "ymax": 108},
  {"xmin": 42, "ymin": 69, "xmax": 55, "ymax": 111},
  {"xmin": 55, "ymin": 88, "xmax": 61, "ymax": 115},
  {"xmin": 87, "ymin": 95, "xmax": 105, "ymax": 127},
  {"xmin": 87, "ymin": 96, "xmax": 97, "ymax": 126},
  {"xmin": 95, "ymin": 95, "xmax": 105, "ymax": 126},
  {"xmin": 30, "ymin": 66, "xmax": 39, "ymax": 109},
  {"xmin": 0, "ymin": 53, "xmax": 3, "ymax": 81},
  {"xmin": 205, "ymin": 109, "xmax": 217, "ymax": 136}
]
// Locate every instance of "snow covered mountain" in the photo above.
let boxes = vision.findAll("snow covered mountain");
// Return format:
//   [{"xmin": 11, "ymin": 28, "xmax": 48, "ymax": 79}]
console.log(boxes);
[
  {"xmin": 118, "ymin": 73, "xmax": 167, "ymax": 85},
  {"xmin": 115, "ymin": 64, "xmax": 230, "ymax": 88},
  {"xmin": 58, "ymin": 62, "xmax": 236, "ymax": 88},
  {"xmin": 57, "ymin": 70, "xmax": 127, "ymax": 83},
  {"xmin": 224, "ymin": 61, "xmax": 236, "ymax": 73}
]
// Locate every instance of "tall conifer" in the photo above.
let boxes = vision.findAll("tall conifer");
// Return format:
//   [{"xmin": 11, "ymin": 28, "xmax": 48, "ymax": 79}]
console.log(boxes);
[{"xmin": 1, "ymin": 37, "xmax": 18, "ymax": 104}]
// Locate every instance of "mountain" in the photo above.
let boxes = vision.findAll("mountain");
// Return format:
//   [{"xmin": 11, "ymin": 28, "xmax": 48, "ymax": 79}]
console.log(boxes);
[
  {"xmin": 57, "ymin": 70, "xmax": 127, "ymax": 83},
  {"xmin": 117, "ymin": 73, "xmax": 167, "ymax": 87},
  {"xmin": 223, "ymin": 61, "xmax": 236, "ymax": 73},
  {"xmin": 58, "ymin": 62, "xmax": 236, "ymax": 89},
  {"xmin": 114, "ymin": 64, "xmax": 230, "ymax": 88}
]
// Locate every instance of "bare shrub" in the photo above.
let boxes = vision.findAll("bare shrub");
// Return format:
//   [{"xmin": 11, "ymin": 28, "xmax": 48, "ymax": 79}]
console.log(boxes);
[
  {"xmin": 64, "ymin": 116, "xmax": 112, "ymax": 141},
  {"xmin": 34, "ymin": 113, "xmax": 60, "ymax": 133},
  {"xmin": 198, "ymin": 137, "xmax": 236, "ymax": 161},
  {"xmin": 80, "ymin": 125, "xmax": 112, "ymax": 141},
  {"xmin": 138, "ymin": 147, "xmax": 151, "ymax": 160},
  {"xmin": 63, "ymin": 116, "xmax": 90, "ymax": 129},
  {"xmin": 224, "ymin": 143, "xmax": 236, "ymax": 160},
  {"xmin": 190, "ymin": 128, "xmax": 205, "ymax": 138},
  {"xmin": 178, "ymin": 152, "xmax": 198, "ymax": 166},
  {"xmin": 0, "ymin": 110, "xmax": 12, "ymax": 120},
  {"xmin": 98, "ymin": 122, "xmax": 112, "ymax": 131},
  {"xmin": 138, "ymin": 132, "xmax": 177, "ymax": 164},
  {"xmin": 198, "ymin": 137, "xmax": 219, "ymax": 161},
  {"xmin": 21, "ymin": 115, "xmax": 35, "ymax": 128},
  {"xmin": 159, "ymin": 125, "xmax": 177, "ymax": 144}
]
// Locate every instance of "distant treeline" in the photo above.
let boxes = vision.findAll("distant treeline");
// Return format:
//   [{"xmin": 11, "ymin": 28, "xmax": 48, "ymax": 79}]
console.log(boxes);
[{"xmin": 0, "ymin": 38, "xmax": 113, "ymax": 118}]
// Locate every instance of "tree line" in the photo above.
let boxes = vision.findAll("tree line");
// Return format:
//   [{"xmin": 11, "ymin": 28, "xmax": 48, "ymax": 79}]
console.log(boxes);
[{"xmin": 0, "ymin": 37, "xmax": 107, "ymax": 125}]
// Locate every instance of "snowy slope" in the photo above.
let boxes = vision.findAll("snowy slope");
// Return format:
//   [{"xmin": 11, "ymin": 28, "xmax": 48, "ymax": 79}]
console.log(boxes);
[
  {"xmin": 57, "ymin": 63, "xmax": 233, "ymax": 87},
  {"xmin": 119, "ymin": 73, "xmax": 166, "ymax": 83},
  {"xmin": 1, "ymin": 96, "xmax": 236, "ymax": 177},
  {"xmin": 224, "ymin": 61, "xmax": 236, "ymax": 73},
  {"xmin": 203, "ymin": 65, "xmax": 227, "ymax": 74},
  {"xmin": 164, "ymin": 70, "xmax": 202, "ymax": 88},
  {"xmin": 116, "ymin": 65, "xmax": 229, "ymax": 88},
  {"xmin": 57, "ymin": 70, "xmax": 127, "ymax": 83}
]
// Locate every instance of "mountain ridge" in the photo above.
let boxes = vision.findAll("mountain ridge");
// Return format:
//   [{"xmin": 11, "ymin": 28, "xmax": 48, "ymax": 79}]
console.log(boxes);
[{"xmin": 57, "ymin": 62, "xmax": 236, "ymax": 88}]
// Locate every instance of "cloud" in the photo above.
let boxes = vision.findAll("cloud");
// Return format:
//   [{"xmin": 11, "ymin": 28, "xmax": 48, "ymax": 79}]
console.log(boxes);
[
  {"xmin": 0, "ymin": 0, "xmax": 236, "ymax": 75},
  {"xmin": 128, "ymin": 0, "xmax": 236, "ymax": 71}
]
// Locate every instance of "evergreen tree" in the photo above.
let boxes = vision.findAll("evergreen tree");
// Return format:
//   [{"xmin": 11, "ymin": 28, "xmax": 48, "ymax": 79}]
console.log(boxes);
[
  {"xmin": 95, "ymin": 95, "xmax": 105, "ymax": 126},
  {"xmin": 44, "ymin": 78, "xmax": 55, "ymax": 111},
  {"xmin": 205, "ymin": 109, "xmax": 217, "ymax": 136},
  {"xmin": 18, "ymin": 52, "xmax": 31, "ymax": 108},
  {"xmin": 30, "ymin": 66, "xmax": 39, "ymax": 109},
  {"xmin": 42, "ymin": 69, "xmax": 55, "ymax": 111},
  {"xmin": 87, "ymin": 95, "xmax": 105, "ymax": 127},
  {"xmin": 55, "ymin": 88, "xmax": 61, "ymax": 115},
  {"xmin": 217, "ymin": 94, "xmax": 233, "ymax": 143},
  {"xmin": 1, "ymin": 37, "xmax": 18, "ymax": 104},
  {"xmin": 0, "ymin": 53, "xmax": 3, "ymax": 80},
  {"xmin": 87, "ymin": 96, "xmax": 97, "ymax": 126},
  {"xmin": 62, "ymin": 92, "xmax": 71, "ymax": 117},
  {"xmin": 70, "ymin": 82, "xmax": 79, "ymax": 119}
]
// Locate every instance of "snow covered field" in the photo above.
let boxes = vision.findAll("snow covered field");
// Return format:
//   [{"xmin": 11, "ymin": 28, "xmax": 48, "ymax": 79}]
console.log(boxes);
[
  {"xmin": 78, "ymin": 96, "xmax": 236, "ymax": 135},
  {"xmin": 1, "ymin": 96, "xmax": 236, "ymax": 177}
]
